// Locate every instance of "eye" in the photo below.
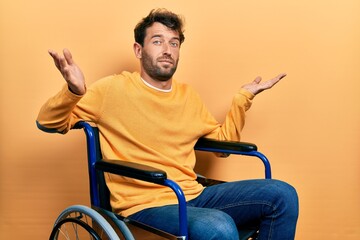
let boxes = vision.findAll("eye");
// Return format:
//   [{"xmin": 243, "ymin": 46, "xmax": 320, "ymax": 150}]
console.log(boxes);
[
  {"xmin": 170, "ymin": 41, "xmax": 179, "ymax": 48},
  {"xmin": 153, "ymin": 40, "xmax": 162, "ymax": 45}
]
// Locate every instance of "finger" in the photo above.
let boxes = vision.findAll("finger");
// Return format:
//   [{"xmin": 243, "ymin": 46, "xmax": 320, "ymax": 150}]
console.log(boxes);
[
  {"xmin": 269, "ymin": 73, "xmax": 287, "ymax": 85},
  {"xmin": 277, "ymin": 73, "xmax": 287, "ymax": 80},
  {"xmin": 48, "ymin": 49, "xmax": 61, "ymax": 70},
  {"xmin": 63, "ymin": 48, "xmax": 74, "ymax": 65},
  {"xmin": 58, "ymin": 54, "xmax": 68, "ymax": 72},
  {"xmin": 48, "ymin": 49, "xmax": 55, "ymax": 56}
]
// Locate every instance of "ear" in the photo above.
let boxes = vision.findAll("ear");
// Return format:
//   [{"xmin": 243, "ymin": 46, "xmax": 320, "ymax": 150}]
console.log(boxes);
[{"xmin": 133, "ymin": 42, "xmax": 142, "ymax": 59}]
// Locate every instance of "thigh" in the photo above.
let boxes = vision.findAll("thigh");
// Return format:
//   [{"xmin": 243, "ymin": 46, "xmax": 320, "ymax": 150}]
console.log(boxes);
[
  {"xmin": 188, "ymin": 179, "xmax": 297, "ymax": 228},
  {"xmin": 128, "ymin": 205, "xmax": 239, "ymax": 240},
  {"xmin": 128, "ymin": 179, "xmax": 298, "ymax": 239}
]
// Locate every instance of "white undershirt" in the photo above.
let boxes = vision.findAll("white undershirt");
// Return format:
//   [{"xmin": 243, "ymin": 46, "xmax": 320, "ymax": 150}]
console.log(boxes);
[{"xmin": 141, "ymin": 78, "xmax": 172, "ymax": 93}]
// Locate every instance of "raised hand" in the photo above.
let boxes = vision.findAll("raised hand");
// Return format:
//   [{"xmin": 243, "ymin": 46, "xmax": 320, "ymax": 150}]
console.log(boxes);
[
  {"xmin": 241, "ymin": 73, "xmax": 286, "ymax": 95},
  {"xmin": 48, "ymin": 49, "xmax": 86, "ymax": 95}
]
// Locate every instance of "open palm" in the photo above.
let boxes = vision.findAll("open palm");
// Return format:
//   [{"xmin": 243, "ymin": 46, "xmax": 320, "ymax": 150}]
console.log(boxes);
[
  {"xmin": 242, "ymin": 73, "xmax": 286, "ymax": 95},
  {"xmin": 48, "ymin": 48, "xmax": 86, "ymax": 95}
]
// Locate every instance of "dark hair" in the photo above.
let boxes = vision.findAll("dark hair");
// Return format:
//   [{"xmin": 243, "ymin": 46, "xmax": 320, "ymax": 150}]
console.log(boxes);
[{"xmin": 134, "ymin": 9, "xmax": 185, "ymax": 46}]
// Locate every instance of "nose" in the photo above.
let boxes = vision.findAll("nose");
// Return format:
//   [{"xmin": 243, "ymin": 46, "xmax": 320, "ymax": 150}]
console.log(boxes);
[{"xmin": 162, "ymin": 42, "xmax": 172, "ymax": 55}]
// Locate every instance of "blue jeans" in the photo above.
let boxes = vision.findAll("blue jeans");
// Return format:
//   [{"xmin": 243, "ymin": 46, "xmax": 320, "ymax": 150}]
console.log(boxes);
[{"xmin": 129, "ymin": 179, "xmax": 299, "ymax": 240}]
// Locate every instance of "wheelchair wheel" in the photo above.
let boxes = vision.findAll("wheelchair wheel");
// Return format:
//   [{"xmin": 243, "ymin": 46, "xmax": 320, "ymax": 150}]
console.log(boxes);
[{"xmin": 49, "ymin": 205, "xmax": 120, "ymax": 240}]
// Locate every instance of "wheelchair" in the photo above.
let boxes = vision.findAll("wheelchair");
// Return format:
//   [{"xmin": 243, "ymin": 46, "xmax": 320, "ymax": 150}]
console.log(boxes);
[{"xmin": 49, "ymin": 121, "xmax": 272, "ymax": 240}]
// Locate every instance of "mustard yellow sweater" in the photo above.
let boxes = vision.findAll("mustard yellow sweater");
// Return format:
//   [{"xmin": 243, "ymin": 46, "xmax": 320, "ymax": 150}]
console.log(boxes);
[{"xmin": 37, "ymin": 71, "xmax": 254, "ymax": 216}]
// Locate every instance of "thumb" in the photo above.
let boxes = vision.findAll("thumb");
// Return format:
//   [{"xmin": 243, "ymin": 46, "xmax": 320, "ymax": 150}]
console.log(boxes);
[{"xmin": 253, "ymin": 76, "xmax": 262, "ymax": 84}]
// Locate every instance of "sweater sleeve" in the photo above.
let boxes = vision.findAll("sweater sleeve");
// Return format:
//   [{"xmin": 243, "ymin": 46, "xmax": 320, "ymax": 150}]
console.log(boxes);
[
  {"xmin": 36, "ymin": 85, "xmax": 84, "ymax": 133},
  {"xmin": 36, "ymin": 79, "xmax": 110, "ymax": 134},
  {"xmin": 202, "ymin": 88, "xmax": 254, "ymax": 141}
]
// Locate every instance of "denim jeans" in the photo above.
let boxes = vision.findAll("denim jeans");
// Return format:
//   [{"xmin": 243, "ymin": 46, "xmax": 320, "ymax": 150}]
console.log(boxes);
[{"xmin": 128, "ymin": 179, "xmax": 299, "ymax": 240}]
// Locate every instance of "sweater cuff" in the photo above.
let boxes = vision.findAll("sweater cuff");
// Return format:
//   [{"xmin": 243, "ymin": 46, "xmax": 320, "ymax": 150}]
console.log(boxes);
[
  {"xmin": 62, "ymin": 84, "xmax": 84, "ymax": 100},
  {"xmin": 238, "ymin": 88, "xmax": 255, "ymax": 100}
]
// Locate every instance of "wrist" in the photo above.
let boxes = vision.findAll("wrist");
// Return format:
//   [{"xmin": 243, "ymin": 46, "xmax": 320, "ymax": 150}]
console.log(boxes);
[
  {"xmin": 68, "ymin": 84, "xmax": 86, "ymax": 96},
  {"xmin": 239, "ymin": 88, "xmax": 255, "ymax": 99}
]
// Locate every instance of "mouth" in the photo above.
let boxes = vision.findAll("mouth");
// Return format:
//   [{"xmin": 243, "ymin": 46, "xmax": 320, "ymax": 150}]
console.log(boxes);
[{"xmin": 158, "ymin": 58, "xmax": 174, "ymax": 65}]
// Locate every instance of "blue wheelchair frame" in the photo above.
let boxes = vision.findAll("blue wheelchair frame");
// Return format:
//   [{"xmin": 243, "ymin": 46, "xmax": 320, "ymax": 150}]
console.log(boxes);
[{"xmin": 74, "ymin": 121, "xmax": 272, "ymax": 239}]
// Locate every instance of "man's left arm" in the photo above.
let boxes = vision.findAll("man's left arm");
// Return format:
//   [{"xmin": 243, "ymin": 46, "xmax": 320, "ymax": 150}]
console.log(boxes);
[{"xmin": 204, "ymin": 73, "xmax": 286, "ymax": 141}]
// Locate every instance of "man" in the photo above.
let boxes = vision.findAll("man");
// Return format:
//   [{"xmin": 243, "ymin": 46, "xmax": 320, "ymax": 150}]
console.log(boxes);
[{"xmin": 37, "ymin": 9, "xmax": 298, "ymax": 240}]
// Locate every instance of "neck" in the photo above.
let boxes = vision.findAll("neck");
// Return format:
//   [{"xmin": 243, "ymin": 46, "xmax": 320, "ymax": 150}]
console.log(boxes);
[{"xmin": 140, "ymin": 72, "xmax": 172, "ymax": 90}]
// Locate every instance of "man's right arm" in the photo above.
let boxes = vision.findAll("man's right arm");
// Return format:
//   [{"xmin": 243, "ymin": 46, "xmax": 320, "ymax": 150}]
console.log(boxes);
[{"xmin": 37, "ymin": 49, "xmax": 86, "ymax": 133}]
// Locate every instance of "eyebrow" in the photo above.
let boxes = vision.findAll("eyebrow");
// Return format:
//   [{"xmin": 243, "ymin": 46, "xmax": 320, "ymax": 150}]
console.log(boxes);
[{"xmin": 151, "ymin": 34, "xmax": 180, "ymax": 42}]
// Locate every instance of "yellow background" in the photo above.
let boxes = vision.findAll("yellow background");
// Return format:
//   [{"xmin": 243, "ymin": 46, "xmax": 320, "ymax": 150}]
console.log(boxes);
[{"xmin": 1, "ymin": 0, "xmax": 359, "ymax": 239}]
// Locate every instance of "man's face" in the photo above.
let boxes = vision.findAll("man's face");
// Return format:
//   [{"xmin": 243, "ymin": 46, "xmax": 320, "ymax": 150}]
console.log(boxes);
[{"xmin": 139, "ymin": 22, "xmax": 181, "ymax": 82}]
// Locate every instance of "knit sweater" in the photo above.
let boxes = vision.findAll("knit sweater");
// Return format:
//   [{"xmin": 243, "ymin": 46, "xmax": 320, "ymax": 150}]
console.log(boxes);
[{"xmin": 37, "ymin": 71, "xmax": 254, "ymax": 216}]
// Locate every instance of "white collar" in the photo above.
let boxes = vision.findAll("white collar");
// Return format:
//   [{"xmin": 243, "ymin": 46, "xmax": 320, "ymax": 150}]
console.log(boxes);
[{"xmin": 141, "ymin": 78, "xmax": 172, "ymax": 93}]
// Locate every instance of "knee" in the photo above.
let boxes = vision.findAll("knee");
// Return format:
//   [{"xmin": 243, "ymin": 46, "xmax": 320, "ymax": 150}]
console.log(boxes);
[
  {"xmin": 189, "ymin": 210, "xmax": 238, "ymax": 240},
  {"xmin": 268, "ymin": 180, "xmax": 299, "ymax": 220}
]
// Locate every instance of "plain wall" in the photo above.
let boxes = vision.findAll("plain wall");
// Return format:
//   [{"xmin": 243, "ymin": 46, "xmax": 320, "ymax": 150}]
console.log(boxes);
[{"xmin": 1, "ymin": 0, "xmax": 359, "ymax": 239}]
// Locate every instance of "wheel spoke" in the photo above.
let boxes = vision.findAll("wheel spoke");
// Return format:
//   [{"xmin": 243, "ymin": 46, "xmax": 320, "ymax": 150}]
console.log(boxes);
[{"xmin": 49, "ymin": 205, "xmax": 121, "ymax": 240}]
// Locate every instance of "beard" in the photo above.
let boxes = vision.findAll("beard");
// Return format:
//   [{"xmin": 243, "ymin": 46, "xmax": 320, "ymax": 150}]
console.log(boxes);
[{"xmin": 141, "ymin": 50, "xmax": 178, "ymax": 82}]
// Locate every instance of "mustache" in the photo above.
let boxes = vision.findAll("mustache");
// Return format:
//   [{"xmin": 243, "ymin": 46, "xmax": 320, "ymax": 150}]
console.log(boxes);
[{"xmin": 157, "ymin": 56, "xmax": 174, "ymax": 63}]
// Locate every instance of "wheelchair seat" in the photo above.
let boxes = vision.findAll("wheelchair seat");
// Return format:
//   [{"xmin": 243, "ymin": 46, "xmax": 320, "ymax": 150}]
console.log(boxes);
[{"xmin": 49, "ymin": 121, "xmax": 271, "ymax": 240}]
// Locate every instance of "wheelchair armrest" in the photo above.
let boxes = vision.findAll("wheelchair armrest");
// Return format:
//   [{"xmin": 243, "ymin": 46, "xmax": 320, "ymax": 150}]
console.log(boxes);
[
  {"xmin": 194, "ymin": 138, "xmax": 257, "ymax": 153},
  {"xmin": 95, "ymin": 159, "xmax": 167, "ymax": 184},
  {"xmin": 195, "ymin": 138, "xmax": 272, "ymax": 179}
]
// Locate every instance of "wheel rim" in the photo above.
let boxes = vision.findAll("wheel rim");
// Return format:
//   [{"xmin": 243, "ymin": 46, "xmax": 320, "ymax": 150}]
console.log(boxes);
[{"xmin": 50, "ymin": 210, "xmax": 113, "ymax": 240}]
